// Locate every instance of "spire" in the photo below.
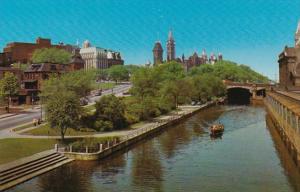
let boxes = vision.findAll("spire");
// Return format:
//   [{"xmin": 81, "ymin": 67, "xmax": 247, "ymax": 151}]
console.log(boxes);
[
  {"xmin": 168, "ymin": 30, "xmax": 174, "ymax": 41},
  {"xmin": 296, "ymin": 21, "xmax": 300, "ymax": 47},
  {"xmin": 296, "ymin": 20, "xmax": 300, "ymax": 34}
]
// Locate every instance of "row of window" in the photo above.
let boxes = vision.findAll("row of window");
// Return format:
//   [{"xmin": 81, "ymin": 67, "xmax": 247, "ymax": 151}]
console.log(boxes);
[{"xmin": 266, "ymin": 95, "xmax": 300, "ymax": 133}]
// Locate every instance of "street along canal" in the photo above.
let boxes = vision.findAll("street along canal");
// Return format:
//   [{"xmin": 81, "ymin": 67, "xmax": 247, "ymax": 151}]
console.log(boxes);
[{"xmin": 7, "ymin": 105, "xmax": 300, "ymax": 192}]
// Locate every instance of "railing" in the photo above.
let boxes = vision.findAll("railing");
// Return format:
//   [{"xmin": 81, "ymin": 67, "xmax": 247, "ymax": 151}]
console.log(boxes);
[
  {"xmin": 56, "ymin": 104, "xmax": 208, "ymax": 155},
  {"xmin": 57, "ymin": 138, "xmax": 121, "ymax": 153}
]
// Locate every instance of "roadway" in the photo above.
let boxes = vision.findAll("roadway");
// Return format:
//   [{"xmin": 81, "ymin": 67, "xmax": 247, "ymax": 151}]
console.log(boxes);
[{"xmin": 0, "ymin": 84, "xmax": 131, "ymax": 131}]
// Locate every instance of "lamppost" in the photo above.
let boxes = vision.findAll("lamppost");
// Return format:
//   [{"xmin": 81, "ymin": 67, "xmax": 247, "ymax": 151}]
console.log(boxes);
[
  {"xmin": 40, "ymin": 96, "xmax": 43, "ymax": 122},
  {"xmin": 31, "ymin": 93, "xmax": 34, "ymax": 109}
]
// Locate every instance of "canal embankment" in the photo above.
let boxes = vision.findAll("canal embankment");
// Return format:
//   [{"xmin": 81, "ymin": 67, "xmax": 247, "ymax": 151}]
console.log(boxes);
[
  {"xmin": 265, "ymin": 91, "xmax": 300, "ymax": 168},
  {"xmin": 59, "ymin": 102, "xmax": 216, "ymax": 160},
  {"xmin": 0, "ymin": 102, "xmax": 217, "ymax": 191},
  {"xmin": 0, "ymin": 150, "xmax": 73, "ymax": 191}
]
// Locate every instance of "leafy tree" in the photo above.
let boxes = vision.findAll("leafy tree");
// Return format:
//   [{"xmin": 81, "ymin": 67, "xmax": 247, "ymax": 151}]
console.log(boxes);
[
  {"xmin": 31, "ymin": 48, "xmax": 71, "ymax": 64},
  {"xmin": 130, "ymin": 67, "xmax": 161, "ymax": 101},
  {"xmin": 155, "ymin": 61, "xmax": 185, "ymax": 81},
  {"xmin": 191, "ymin": 74, "xmax": 225, "ymax": 102},
  {"xmin": 45, "ymin": 90, "xmax": 81, "ymax": 141},
  {"xmin": 95, "ymin": 95, "xmax": 127, "ymax": 130},
  {"xmin": 188, "ymin": 60, "xmax": 269, "ymax": 83},
  {"xmin": 41, "ymin": 70, "xmax": 92, "ymax": 99},
  {"xmin": 0, "ymin": 72, "xmax": 19, "ymax": 113},
  {"xmin": 124, "ymin": 64, "xmax": 140, "ymax": 75},
  {"xmin": 108, "ymin": 65, "xmax": 129, "ymax": 83},
  {"xmin": 95, "ymin": 69, "xmax": 109, "ymax": 81},
  {"xmin": 160, "ymin": 78, "xmax": 192, "ymax": 108},
  {"xmin": 41, "ymin": 70, "xmax": 93, "ymax": 139}
]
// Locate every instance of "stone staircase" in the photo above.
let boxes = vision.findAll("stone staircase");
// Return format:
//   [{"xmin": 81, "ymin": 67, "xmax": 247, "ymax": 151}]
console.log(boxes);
[{"xmin": 0, "ymin": 150, "xmax": 73, "ymax": 191}]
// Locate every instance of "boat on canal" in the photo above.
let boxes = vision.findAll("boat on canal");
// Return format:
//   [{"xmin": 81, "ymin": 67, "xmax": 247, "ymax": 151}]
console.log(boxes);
[{"xmin": 210, "ymin": 123, "xmax": 224, "ymax": 136}]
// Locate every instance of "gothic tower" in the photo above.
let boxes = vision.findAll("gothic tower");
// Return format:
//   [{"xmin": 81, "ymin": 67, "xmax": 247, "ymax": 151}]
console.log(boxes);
[
  {"xmin": 153, "ymin": 41, "xmax": 163, "ymax": 65},
  {"xmin": 296, "ymin": 21, "xmax": 300, "ymax": 47},
  {"xmin": 167, "ymin": 30, "xmax": 175, "ymax": 61}
]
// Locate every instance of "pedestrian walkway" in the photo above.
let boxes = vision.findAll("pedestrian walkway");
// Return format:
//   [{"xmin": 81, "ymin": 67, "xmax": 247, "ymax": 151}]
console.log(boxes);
[
  {"xmin": 0, "ymin": 105, "xmax": 202, "ymax": 140},
  {"xmin": 0, "ymin": 113, "xmax": 17, "ymax": 120}
]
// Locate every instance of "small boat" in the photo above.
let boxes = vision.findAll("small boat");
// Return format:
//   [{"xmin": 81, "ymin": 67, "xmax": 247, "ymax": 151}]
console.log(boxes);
[{"xmin": 210, "ymin": 123, "xmax": 224, "ymax": 136}]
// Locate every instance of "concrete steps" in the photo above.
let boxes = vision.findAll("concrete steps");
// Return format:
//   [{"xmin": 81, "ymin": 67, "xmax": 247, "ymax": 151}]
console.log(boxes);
[{"xmin": 0, "ymin": 150, "xmax": 73, "ymax": 191}]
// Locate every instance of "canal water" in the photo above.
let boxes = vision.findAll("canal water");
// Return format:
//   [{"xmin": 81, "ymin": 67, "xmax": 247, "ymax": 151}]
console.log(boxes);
[{"xmin": 7, "ymin": 105, "xmax": 300, "ymax": 192}]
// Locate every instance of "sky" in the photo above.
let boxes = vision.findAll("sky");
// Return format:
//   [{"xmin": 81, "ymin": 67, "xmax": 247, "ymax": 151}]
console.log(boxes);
[{"xmin": 0, "ymin": 0, "xmax": 300, "ymax": 80}]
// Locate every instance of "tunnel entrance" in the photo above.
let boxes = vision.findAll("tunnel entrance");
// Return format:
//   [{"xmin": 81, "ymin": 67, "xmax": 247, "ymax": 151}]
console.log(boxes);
[
  {"xmin": 256, "ymin": 89, "xmax": 266, "ymax": 97},
  {"xmin": 227, "ymin": 88, "xmax": 251, "ymax": 105}
]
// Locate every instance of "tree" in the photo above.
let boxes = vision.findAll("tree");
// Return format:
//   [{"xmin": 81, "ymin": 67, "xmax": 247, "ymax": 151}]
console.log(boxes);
[
  {"xmin": 0, "ymin": 72, "xmax": 19, "ymax": 113},
  {"xmin": 41, "ymin": 70, "xmax": 92, "ymax": 99},
  {"xmin": 95, "ymin": 95, "xmax": 127, "ymax": 130},
  {"xmin": 45, "ymin": 90, "xmax": 81, "ymax": 141},
  {"xmin": 108, "ymin": 65, "xmax": 129, "ymax": 83},
  {"xmin": 188, "ymin": 60, "xmax": 269, "ymax": 83},
  {"xmin": 31, "ymin": 48, "xmax": 71, "ymax": 64},
  {"xmin": 155, "ymin": 61, "xmax": 185, "ymax": 81},
  {"xmin": 160, "ymin": 78, "xmax": 192, "ymax": 108},
  {"xmin": 130, "ymin": 67, "xmax": 161, "ymax": 101}
]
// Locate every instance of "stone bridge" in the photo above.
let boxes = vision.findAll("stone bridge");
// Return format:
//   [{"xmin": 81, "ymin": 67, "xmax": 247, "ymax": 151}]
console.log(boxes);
[{"xmin": 223, "ymin": 81, "xmax": 273, "ymax": 104}]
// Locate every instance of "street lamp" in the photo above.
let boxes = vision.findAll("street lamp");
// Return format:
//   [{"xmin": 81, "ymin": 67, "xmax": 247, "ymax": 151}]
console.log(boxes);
[
  {"xmin": 40, "ymin": 96, "xmax": 43, "ymax": 122},
  {"xmin": 31, "ymin": 93, "xmax": 34, "ymax": 109}
]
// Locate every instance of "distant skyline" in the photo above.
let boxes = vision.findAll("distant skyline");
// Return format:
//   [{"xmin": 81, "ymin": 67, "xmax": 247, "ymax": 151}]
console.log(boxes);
[{"xmin": 1, "ymin": 0, "xmax": 300, "ymax": 79}]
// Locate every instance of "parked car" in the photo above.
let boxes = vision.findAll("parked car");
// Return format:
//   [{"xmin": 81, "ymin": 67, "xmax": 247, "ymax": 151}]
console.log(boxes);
[
  {"xmin": 95, "ymin": 89, "xmax": 102, "ymax": 96},
  {"xmin": 80, "ymin": 98, "xmax": 89, "ymax": 106}
]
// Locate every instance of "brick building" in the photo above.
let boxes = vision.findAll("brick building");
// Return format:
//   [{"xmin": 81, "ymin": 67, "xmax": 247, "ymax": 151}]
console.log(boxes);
[
  {"xmin": 0, "ymin": 37, "xmax": 76, "ymax": 67},
  {"xmin": 0, "ymin": 67, "xmax": 23, "ymax": 105},
  {"xmin": 278, "ymin": 22, "xmax": 300, "ymax": 89},
  {"xmin": 20, "ymin": 50, "xmax": 84, "ymax": 104},
  {"xmin": 68, "ymin": 49, "xmax": 85, "ymax": 71}
]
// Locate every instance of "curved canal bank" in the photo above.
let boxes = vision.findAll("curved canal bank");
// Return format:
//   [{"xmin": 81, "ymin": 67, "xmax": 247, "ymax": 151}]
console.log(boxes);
[{"xmin": 6, "ymin": 105, "xmax": 300, "ymax": 192}]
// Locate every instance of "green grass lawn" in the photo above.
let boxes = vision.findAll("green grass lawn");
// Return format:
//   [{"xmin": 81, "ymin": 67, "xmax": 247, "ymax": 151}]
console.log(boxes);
[
  {"xmin": 23, "ymin": 124, "xmax": 96, "ymax": 136},
  {"xmin": 0, "ymin": 137, "xmax": 118, "ymax": 165},
  {"xmin": 0, "ymin": 138, "xmax": 58, "ymax": 165},
  {"xmin": 12, "ymin": 123, "xmax": 34, "ymax": 132},
  {"xmin": 91, "ymin": 82, "xmax": 116, "ymax": 90},
  {"xmin": 84, "ymin": 104, "xmax": 96, "ymax": 112}
]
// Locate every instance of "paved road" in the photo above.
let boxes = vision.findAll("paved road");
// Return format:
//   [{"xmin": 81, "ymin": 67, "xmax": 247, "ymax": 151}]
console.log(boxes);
[{"xmin": 0, "ymin": 84, "xmax": 131, "ymax": 131}]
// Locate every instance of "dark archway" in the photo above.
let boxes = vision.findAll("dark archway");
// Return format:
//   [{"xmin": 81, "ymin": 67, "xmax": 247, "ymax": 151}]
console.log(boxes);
[
  {"xmin": 256, "ymin": 89, "xmax": 266, "ymax": 97},
  {"xmin": 227, "ymin": 87, "xmax": 251, "ymax": 105}
]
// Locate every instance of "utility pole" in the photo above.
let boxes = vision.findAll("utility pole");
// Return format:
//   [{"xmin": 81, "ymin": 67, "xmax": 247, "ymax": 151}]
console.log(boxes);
[
  {"xmin": 40, "ymin": 96, "xmax": 43, "ymax": 122},
  {"xmin": 31, "ymin": 93, "xmax": 34, "ymax": 109}
]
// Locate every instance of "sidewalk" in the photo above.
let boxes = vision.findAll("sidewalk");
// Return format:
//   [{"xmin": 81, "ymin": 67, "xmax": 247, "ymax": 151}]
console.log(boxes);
[
  {"xmin": 0, "ymin": 113, "xmax": 18, "ymax": 120},
  {"xmin": 0, "ymin": 105, "xmax": 203, "ymax": 140},
  {"xmin": 0, "ymin": 106, "xmax": 41, "ymax": 120}
]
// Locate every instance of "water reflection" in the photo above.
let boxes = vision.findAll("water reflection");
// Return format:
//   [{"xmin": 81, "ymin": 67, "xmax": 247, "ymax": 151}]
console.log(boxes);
[
  {"xmin": 131, "ymin": 142, "xmax": 163, "ymax": 191},
  {"xmin": 38, "ymin": 162, "xmax": 94, "ymax": 192},
  {"xmin": 7, "ymin": 105, "xmax": 300, "ymax": 192},
  {"xmin": 266, "ymin": 115, "xmax": 300, "ymax": 192}
]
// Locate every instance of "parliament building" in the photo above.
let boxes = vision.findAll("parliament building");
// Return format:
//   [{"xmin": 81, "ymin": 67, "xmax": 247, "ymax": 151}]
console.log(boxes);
[{"xmin": 152, "ymin": 30, "xmax": 223, "ymax": 70}]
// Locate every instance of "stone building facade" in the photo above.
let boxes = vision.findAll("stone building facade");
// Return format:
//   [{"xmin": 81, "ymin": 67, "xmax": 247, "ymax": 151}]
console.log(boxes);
[
  {"xmin": 80, "ymin": 40, "xmax": 124, "ymax": 70},
  {"xmin": 152, "ymin": 30, "xmax": 223, "ymax": 70},
  {"xmin": 167, "ymin": 31, "xmax": 175, "ymax": 62},
  {"xmin": 153, "ymin": 41, "xmax": 163, "ymax": 65},
  {"xmin": 0, "ymin": 37, "xmax": 77, "ymax": 67},
  {"xmin": 278, "ymin": 22, "xmax": 300, "ymax": 89}
]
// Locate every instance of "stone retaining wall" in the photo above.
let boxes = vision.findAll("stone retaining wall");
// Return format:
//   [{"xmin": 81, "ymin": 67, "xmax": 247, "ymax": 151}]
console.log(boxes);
[
  {"xmin": 61, "ymin": 102, "xmax": 215, "ymax": 161},
  {"xmin": 265, "ymin": 95, "xmax": 300, "ymax": 168}
]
